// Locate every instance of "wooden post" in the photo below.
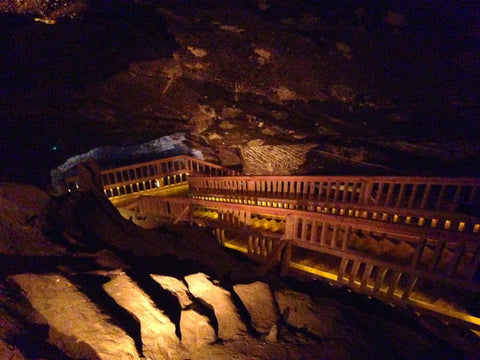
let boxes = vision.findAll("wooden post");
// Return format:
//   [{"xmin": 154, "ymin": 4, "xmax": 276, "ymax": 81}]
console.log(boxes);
[
  {"xmin": 173, "ymin": 205, "xmax": 190, "ymax": 225},
  {"xmin": 428, "ymin": 240, "xmax": 445, "ymax": 272},
  {"xmin": 411, "ymin": 239, "xmax": 426, "ymax": 268},
  {"xmin": 349, "ymin": 261, "xmax": 361, "ymax": 287},
  {"xmin": 386, "ymin": 270, "xmax": 402, "ymax": 300},
  {"xmin": 257, "ymin": 239, "xmax": 288, "ymax": 277},
  {"xmin": 361, "ymin": 263, "xmax": 374, "ymax": 291}
]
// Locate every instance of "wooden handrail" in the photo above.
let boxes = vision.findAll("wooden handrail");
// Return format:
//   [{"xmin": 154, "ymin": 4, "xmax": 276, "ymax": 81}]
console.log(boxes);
[
  {"xmin": 133, "ymin": 192, "xmax": 480, "ymax": 329},
  {"xmin": 66, "ymin": 155, "xmax": 237, "ymax": 198},
  {"xmin": 188, "ymin": 175, "xmax": 480, "ymax": 213}
]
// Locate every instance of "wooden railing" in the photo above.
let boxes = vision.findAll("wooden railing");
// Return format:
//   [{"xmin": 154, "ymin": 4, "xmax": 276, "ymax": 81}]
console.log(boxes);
[
  {"xmin": 132, "ymin": 195, "xmax": 480, "ymax": 329},
  {"xmin": 63, "ymin": 153, "xmax": 480, "ymax": 327},
  {"xmin": 188, "ymin": 175, "xmax": 480, "ymax": 213},
  {"xmin": 189, "ymin": 176, "xmax": 480, "ymax": 233},
  {"xmin": 67, "ymin": 155, "xmax": 237, "ymax": 198}
]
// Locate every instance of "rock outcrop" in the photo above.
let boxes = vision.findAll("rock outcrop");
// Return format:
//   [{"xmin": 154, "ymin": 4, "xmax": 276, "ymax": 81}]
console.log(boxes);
[
  {"xmin": 233, "ymin": 281, "xmax": 278, "ymax": 334},
  {"xmin": 10, "ymin": 274, "xmax": 140, "ymax": 360},
  {"xmin": 0, "ymin": 184, "xmax": 65, "ymax": 256},
  {"xmin": 179, "ymin": 309, "xmax": 216, "ymax": 351},
  {"xmin": 103, "ymin": 272, "xmax": 185, "ymax": 360},
  {"xmin": 184, "ymin": 273, "xmax": 247, "ymax": 340}
]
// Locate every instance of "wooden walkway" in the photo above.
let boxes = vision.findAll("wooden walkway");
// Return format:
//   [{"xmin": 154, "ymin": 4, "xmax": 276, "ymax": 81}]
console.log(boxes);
[{"xmin": 69, "ymin": 156, "xmax": 480, "ymax": 330}]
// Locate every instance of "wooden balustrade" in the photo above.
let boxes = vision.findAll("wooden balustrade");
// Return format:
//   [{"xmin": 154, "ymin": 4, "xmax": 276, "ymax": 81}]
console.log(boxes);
[
  {"xmin": 137, "ymin": 195, "xmax": 191, "ymax": 220},
  {"xmin": 134, "ymin": 194, "xmax": 480, "ymax": 328},
  {"xmin": 188, "ymin": 175, "xmax": 480, "ymax": 213},
  {"xmin": 66, "ymin": 155, "xmax": 236, "ymax": 198},
  {"xmin": 61, "ymin": 153, "xmax": 480, "ymax": 328},
  {"xmin": 285, "ymin": 213, "xmax": 480, "ymax": 291},
  {"xmin": 136, "ymin": 196, "xmax": 480, "ymax": 289},
  {"xmin": 191, "ymin": 193, "xmax": 480, "ymax": 235},
  {"xmin": 189, "ymin": 176, "xmax": 480, "ymax": 233}
]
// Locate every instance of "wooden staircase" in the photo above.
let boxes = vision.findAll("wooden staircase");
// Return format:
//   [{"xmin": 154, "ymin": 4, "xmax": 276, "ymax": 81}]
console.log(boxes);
[{"xmin": 68, "ymin": 155, "xmax": 480, "ymax": 330}]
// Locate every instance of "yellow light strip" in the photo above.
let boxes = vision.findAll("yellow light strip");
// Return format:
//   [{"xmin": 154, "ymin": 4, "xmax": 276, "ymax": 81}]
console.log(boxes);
[
  {"xmin": 289, "ymin": 262, "xmax": 338, "ymax": 281},
  {"xmin": 223, "ymin": 242, "xmax": 248, "ymax": 253}
]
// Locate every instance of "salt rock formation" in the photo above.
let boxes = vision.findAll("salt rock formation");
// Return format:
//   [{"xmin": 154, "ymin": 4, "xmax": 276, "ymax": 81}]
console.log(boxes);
[
  {"xmin": 184, "ymin": 273, "xmax": 247, "ymax": 340},
  {"xmin": 0, "ymin": 339, "xmax": 24, "ymax": 360},
  {"xmin": 180, "ymin": 309, "xmax": 216, "ymax": 351},
  {"xmin": 233, "ymin": 281, "xmax": 279, "ymax": 334},
  {"xmin": 103, "ymin": 272, "xmax": 185, "ymax": 360},
  {"xmin": 150, "ymin": 274, "xmax": 193, "ymax": 309},
  {"xmin": 150, "ymin": 274, "xmax": 220, "ymax": 350},
  {"xmin": 0, "ymin": 184, "xmax": 65, "ymax": 256},
  {"xmin": 275, "ymin": 290, "xmax": 353, "ymax": 339},
  {"xmin": 11, "ymin": 274, "xmax": 140, "ymax": 360}
]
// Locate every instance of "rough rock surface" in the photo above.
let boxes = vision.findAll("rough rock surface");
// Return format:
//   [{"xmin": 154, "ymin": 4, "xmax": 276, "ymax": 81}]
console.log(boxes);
[
  {"xmin": 150, "ymin": 274, "xmax": 193, "ymax": 309},
  {"xmin": 233, "ymin": 281, "xmax": 278, "ymax": 334},
  {"xmin": 240, "ymin": 144, "xmax": 317, "ymax": 175},
  {"xmin": 94, "ymin": 248, "xmax": 129, "ymax": 270},
  {"xmin": 10, "ymin": 274, "xmax": 140, "ymax": 360},
  {"xmin": 2, "ymin": 1, "xmax": 479, "ymax": 186},
  {"xmin": 275, "ymin": 290, "xmax": 366, "ymax": 344},
  {"xmin": 0, "ymin": 339, "xmax": 24, "ymax": 360},
  {"xmin": 0, "ymin": 184, "xmax": 65, "ymax": 255},
  {"xmin": 180, "ymin": 309, "xmax": 216, "ymax": 351},
  {"xmin": 103, "ymin": 272, "xmax": 185, "ymax": 360},
  {"xmin": 184, "ymin": 273, "xmax": 247, "ymax": 340}
]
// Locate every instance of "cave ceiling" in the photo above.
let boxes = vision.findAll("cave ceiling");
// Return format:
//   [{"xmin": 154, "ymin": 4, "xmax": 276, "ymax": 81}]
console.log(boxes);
[{"xmin": 1, "ymin": 0, "xmax": 479, "ymax": 185}]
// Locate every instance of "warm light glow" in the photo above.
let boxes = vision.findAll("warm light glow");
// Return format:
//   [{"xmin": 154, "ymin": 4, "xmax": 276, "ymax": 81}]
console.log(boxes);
[
  {"xmin": 289, "ymin": 262, "xmax": 337, "ymax": 281},
  {"xmin": 223, "ymin": 242, "xmax": 248, "ymax": 253},
  {"xmin": 444, "ymin": 220, "xmax": 451, "ymax": 230}
]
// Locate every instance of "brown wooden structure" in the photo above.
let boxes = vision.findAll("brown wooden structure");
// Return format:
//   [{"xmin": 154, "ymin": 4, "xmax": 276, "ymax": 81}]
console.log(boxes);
[{"xmin": 70, "ymin": 156, "xmax": 480, "ymax": 329}]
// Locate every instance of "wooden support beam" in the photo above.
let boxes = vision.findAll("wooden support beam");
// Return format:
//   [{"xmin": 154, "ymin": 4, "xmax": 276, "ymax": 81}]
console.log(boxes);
[
  {"xmin": 428, "ymin": 241, "xmax": 445, "ymax": 272},
  {"xmin": 173, "ymin": 205, "xmax": 190, "ymax": 225},
  {"xmin": 411, "ymin": 239, "xmax": 427, "ymax": 268},
  {"xmin": 386, "ymin": 270, "xmax": 402, "ymax": 300},
  {"xmin": 280, "ymin": 241, "xmax": 292, "ymax": 276},
  {"xmin": 338, "ymin": 258, "xmax": 349, "ymax": 283},
  {"xmin": 349, "ymin": 261, "xmax": 361, "ymax": 287},
  {"xmin": 257, "ymin": 239, "xmax": 288, "ymax": 277},
  {"xmin": 361, "ymin": 263, "xmax": 374, "ymax": 290},
  {"xmin": 373, "ymin": 267, "xmax": 387, "ymax": 295},
  {"xmin": 447, "ymin": 244, "xmax": 465, "ymax": 276},
  {"xmin": 402, "ymin": 275, "xmax": 418, "ymax": 300}
]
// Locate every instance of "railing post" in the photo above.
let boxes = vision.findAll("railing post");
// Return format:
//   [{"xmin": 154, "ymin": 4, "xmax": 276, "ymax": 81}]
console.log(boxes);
[{"xmin": 361, "ymin": 180, "xmax": 373, "ymax": 205}]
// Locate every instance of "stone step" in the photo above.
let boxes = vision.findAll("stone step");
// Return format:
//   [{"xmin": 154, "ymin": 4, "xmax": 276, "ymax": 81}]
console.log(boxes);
[
  {"xmin": 10, "ymin": 274, "xmax": 140, "ymax": 360},
  {"xmin": 102, "ymin": 272, "xmax": 186, "ymax": 360},
  {"xmin": 233, "ymin": 281, "xmax": 279, "ymax": 335},
  {"xmin": 184, "ymin": 273, "xmax": 247, "ymax": 340}
]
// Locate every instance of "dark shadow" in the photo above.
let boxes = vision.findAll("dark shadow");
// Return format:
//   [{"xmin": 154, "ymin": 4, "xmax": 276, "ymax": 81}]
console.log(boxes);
[
  {"xmin": 71, "ymin": 273, "xmax": 144, "ymax": 357},
  {"xmin": 0, "ymin": 2, "xmax": 177, "ymax": 97},
  {"xmin": 126, "ymin": 269, "xmax": 183, "ymax": 338},
  {"xmin": 10, "ymin": 324, "xmax": 71, "ymax": 360}
]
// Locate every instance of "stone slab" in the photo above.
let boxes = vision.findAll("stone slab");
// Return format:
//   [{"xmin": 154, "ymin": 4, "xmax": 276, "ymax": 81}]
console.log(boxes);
[
  {"xmin": 11, "ymin": 274, "xmax": 140, "ymax": 360},
  {"xmin": 233, "ymin": 281, "xmax": 278, "ymax": 334},
  {"xmin": 185, "ymin": 273, "xmax": 246, "ymax": 340},
  {"xmin": 103, "ymin": 272, "xmax": 185, "ymax": 360}
]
